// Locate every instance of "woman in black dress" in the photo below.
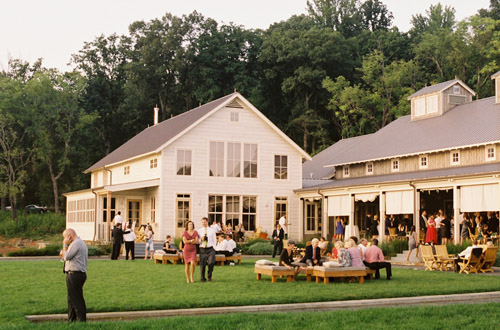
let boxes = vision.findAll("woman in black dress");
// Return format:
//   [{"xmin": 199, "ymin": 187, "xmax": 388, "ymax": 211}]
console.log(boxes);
[
  {"xmin": 440, "ymin": 216, "xmax": 451, "ymax": 245},
  {"xmin": 279, "ymin": 240, "xmax": 302, "ymax": 278}
]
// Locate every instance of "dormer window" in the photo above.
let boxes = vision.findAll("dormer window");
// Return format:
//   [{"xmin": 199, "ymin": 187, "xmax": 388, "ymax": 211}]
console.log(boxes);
[
  {"xmin": 419, "ymin": 155, "xmax": 428, "ymax": 169},
  {"xmin": 366, "ymin": 162, "xmax": 373, "ymax": 175},
  {"xmin": 486, "ymin": 146, "xmax": 496, "ymax": 161},
  {"xmin": 450, "ymin": 151, "xmax": 460, "ymax": 165},
  {"xmin": 391, "ymin": 159, "xmax": 399, "ymax": 172},
  {"xmin": 343, "ymin": 165, "xmax": 350, "ymax": 178}
]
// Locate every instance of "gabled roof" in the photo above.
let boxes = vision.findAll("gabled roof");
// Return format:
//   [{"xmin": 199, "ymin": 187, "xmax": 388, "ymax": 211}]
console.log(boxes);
[
  {"xmin": 322, "ymin": 97, "xmax": 500, "ymax": 167},
  {"xmin": 491, "ymin": 70, "xmax": 500, "ymax": 79},
  {"xmin": 86, "ymin": 93, "xmax": 310, "ymax": 173},
  {"xmin": 407, "ymin": 78, "xmax": 476, "ymax": 99}
]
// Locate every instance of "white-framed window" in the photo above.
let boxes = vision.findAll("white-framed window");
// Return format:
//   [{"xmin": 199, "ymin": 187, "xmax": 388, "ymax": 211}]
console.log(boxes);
[
  {"xmin": 391, "ymin": 159, "xmax": 399, "ymax": 172},
  {"xmin": 67, "ymin": 198, "xmax": 95, "ymax": 223},
  {"xmin": 450, "ymin": 151, "xmax": 460, "ymax": 165},
  {"xmin": 366, "ymin": 162, "xmax": 373, "ymax": 175},
  {"xmin": 305, "ymin": 201, "xmax": 321, "ymax": 234},
  {"xmin": 227, "ymin": 142, "xmax": 241, "ymax": 177},
  {"xmin": 102, "ymin": 197, "xmax": 116, "ymax": 222},
  {"xmin": 343, "ymin": 165, "xmax": 350, "ymax": 178},
  {"xmin": 124, "ymin": 166, "xmax": 130, "ymax": 175},
  {"xmin": 208, "ymin": 195, "xmax": 257, "ymax": 231},
  {"xmin": 453, "ymin": 85, "xmax": 460, "ymax": 94},
  {"xmin": 419, "ymin": 155, "xmax": 428, "ymax": 169},
  {"xmin": 150, "ymin": 197, "xmax": 156, "ymax": 223},
  {"xmin": 486, "ymin": 146, "xmax": 496, "ymax": 161},
  {"xmin": 176, "ymin": 194, "xmax": 191, "ymax": 228},
  {"xmin": 274, "ymin": 196, "xmax": 288, "ymax": 227},
  {"xmin": 229, "ymin": 111, "xmax": 239, "ymax": 122},
  {"xmin": 177, "ymin": 149, "xmax": 192, "ymax": 176},
  {"xmin": 243, "ymin": 143, "xmax": 258, "ymax": 178},
  {"xmin": 274, "ymin": 155, "xmax": 288, "ymax": 179},
  {"xmin": 426, "ymin": 94, "xmax": 438, "ymax": 114},
  {"xmin": 150, "ymin": 158, "xmax": 157, "ymax": 169},
  {"xmin": 414, "ymin": 98, "xmax": 425, "ymax": 116},
  {"xmin": 209, "ymin": 142, "xmax": 224, "ymax": 177}
]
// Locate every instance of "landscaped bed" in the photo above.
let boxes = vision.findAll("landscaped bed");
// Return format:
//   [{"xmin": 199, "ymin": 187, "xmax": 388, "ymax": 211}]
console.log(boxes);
[{"xmin": 1, "ymin": 259, "xmax": 499, "ymax": 328}]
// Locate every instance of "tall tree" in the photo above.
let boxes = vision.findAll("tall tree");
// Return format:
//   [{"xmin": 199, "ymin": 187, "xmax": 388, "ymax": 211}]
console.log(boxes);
[
  {"xmin": 307, "ymin": 0, "xmax": 363, "ymax": 37},
  {"xmin": 359, "ymin": 0, "xmax": 393, "ymax": 32},
  {"xmin": 24, "ymin": 70, "xmax": 89, "ymax": 214}
]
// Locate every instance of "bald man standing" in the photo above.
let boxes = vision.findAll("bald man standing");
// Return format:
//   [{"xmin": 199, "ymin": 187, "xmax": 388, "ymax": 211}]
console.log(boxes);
[{"xmin": 61, "ymin": 228, "xmax": 88, "ymax": 322}]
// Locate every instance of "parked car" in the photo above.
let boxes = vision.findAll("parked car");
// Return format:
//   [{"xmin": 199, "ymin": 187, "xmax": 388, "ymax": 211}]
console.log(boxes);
[
  {"xmin": 25, "ymin": 205, "xmax": 48, "ymax": 214},
  {"xmin": 5, "ymin": 206, "xmax": 12, "ymax": 211}
]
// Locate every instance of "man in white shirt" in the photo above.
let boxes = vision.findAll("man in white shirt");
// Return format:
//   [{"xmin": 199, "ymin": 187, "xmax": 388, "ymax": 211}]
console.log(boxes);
[
  {"xmin": 279, "ymin": 216, "xmax": 290, "ymax": 238},
  {"xmin": 113, "ymin": 211, "xmax": 124, "ymax": 226},
  {"xmin": 435, "ymin": 210, "xmax": 443, "ymax": 244},
  {"xmin": 219, "ymin": 235, "xmax": 236, "ymax": 257},
  {"xmin": 454, "ymin": 240, "xmax": 480, "ymax": 272},
  {"xmin": 210, "ymin": 221, "xmax": 222, "ymax": 233},
  {"xmin": 197, "ymin": 217, "xmax": 217, "ymax": 282},
  {"xmin": 358, "ymin": 238, "xmax": 368, "ymax": 260}
]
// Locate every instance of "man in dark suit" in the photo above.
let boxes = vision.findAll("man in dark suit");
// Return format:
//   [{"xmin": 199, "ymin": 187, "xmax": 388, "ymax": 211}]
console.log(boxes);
[
  {"xmin": 111, "ymin": 223, "xmax": 129, "ymax": 260},
  {"xmin": 487, "ymin": 212, "xmax": 499, "ymax": 234},
  {"xmin": 420, "ymin": 210, "xmax": 427, "ymax": 234},
  {"xmin": 300, "ymin": 238, "xmax": 322, "ymax": 266},
  {"xmin": 272, "ymin": 224, "xmax": 284, "ymax": 258}
]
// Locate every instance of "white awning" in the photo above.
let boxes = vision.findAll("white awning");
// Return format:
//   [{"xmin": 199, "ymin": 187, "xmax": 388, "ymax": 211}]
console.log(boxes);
[
  {"xmin": 103, "ymin": 179, "xmax": 160, "ymax": 192},
  {"xmin": 355, "ymin": 193, "xmax": 378, "ymax": 203},
  {"xmin": 385, "ymin": 190, "xmax": 414, "ymax": 215},
  {"xmin": 327, "ymin": 195, "xmax": 351, "ymax": 216},
  {"xmin": 460, "ymin": 184, "xmax": 500, "ymax": 212}
]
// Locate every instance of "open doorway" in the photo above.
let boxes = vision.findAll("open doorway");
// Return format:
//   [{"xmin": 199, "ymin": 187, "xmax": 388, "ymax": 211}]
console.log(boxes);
[
  {"xmin": 420, "ymin": 189, "xmax": 453, "ymax": 218},
  {"xmin": 354, "ymin": 195, "xmax": 379, "ymax": 238}
]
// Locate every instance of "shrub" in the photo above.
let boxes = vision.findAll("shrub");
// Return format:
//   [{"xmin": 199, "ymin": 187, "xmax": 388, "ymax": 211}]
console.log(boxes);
[
  {"xmin": 0, "ymin": 211, "xmax": 65, "ymax": 239},
  {"xmin": 88, "ymin": 245, "xmax": 108, "ymax": 256},
  {"xmin": 7, "ymin": 244, "xmax": 62, "ymax": 257},
  {"xmin": 495, "ymin": 250, "xmax": 500, "ymax": 267},
  {"xmin": 246, "ymin": 242, "xmax": 273, "ymax": 255},
  {"xmin": 445, "ymin": 241, "xmax": 471, "ymax": 254},
  {"xmin": 379, "ymin": 240, "xmax": 408, "ymax": 257}
]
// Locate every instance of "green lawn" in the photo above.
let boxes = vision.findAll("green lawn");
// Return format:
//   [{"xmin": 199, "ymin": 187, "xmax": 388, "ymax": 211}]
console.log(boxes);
[{"xmin": 1, "ymin": 259, "xmax": 499, "ymax": 328}]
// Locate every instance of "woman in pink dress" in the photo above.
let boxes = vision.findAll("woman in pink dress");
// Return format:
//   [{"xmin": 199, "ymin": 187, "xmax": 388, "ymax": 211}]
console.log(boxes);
[
  {"xmin": 346, "ymin": 239, "xmax": 364, "ymax": 267},
  {"xmin": 182, "ymin": 221, "xmax": 199, "ymax": 283},
  {"xmin": 425, "ymin": 215, "xmax": 438, "ymax": 244}
]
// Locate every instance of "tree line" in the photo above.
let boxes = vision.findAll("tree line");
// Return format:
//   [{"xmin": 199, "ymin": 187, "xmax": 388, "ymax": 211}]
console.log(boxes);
[{"xmin": 2, "ymin": 0, "xmax": 500, "ymax": 219}]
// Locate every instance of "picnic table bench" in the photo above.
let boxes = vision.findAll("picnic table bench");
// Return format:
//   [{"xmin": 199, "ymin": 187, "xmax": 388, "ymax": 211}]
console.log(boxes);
[
  {"xmin": 153, "ymin": 253, "xmax": 181, "ymax": 265},
  {"xmin": 312, "ymin": 266, "xmax": 372, "ymax": 284},
  {"xmin": 254, "ymin": 264, "xmax": 295, "ymax": 283}
]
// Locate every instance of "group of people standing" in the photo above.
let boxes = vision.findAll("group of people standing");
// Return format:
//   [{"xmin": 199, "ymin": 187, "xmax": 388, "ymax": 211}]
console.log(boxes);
[{"xmin": 110, "ymin": 211, "xmax": 154, "ymax": 260}]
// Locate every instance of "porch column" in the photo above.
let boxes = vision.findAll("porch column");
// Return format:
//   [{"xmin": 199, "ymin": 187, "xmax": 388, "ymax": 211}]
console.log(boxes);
[
  {"xmin": 379, "ymin": 192, "xmax": 385, "ymax": 242},
  {"xmin": 321, "ymin": 196, "xmax": 328, "ymax": 239},
  {"xmin": 347, "ymin": 194, "xmax": 355, "ymax": 240},
  {"xmin": 453, "ymin": 186, "xmax": 460, "ymax": 244},
  {"xmin": 299, "ymin": 198, "xmax": 304, "ymax": 241},
  {"xmin": 106, "ymin": 191, "xmax": 112, "ymax": 242},
  {"xmin": 415, "ymin": 189, "xmax": 420, "ymax": 233}
]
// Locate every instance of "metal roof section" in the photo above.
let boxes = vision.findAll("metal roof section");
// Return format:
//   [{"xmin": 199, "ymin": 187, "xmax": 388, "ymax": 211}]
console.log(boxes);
[
  {"xmin": 322, "ymin": 97, "xmax": 500, "ymax": 167},
  {"xmin": 298, "ymin": 162, "xmax": 500, "ymax": 192},
  {"xmin": 407, "ymin": 78, "xmax": 476, "ymax": 99}
]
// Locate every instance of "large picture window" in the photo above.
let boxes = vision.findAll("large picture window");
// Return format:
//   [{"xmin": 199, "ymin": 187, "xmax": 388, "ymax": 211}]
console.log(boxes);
[
  {"xmin": 177, "ymin": 149, "xmax": 192, "ymax": 175},
  {"xmin": 243, "ymin": 143, "xmax": 258, "ymax": 178},
  {"xmin": 274, "ymin": 197, "xmax": 288, "ymax": 226},
  {"xmin": 227, "ymin": 142, "xmax": 241, "ymax": 177},
  {"xmin": 208, "ymin": 195, "xmax": 256, "ymax": 231},
  {"xmin": 209, "ymin": 142, "xmax": 224, "ymax": 177},
  {"xmin": 102, "ymin": 197, "xmax": 116, "ymax": 222}
]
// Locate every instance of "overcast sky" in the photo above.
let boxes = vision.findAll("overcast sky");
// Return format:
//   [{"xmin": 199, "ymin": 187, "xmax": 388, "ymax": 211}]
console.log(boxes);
[{"xmin": 0, "ymin": 0, "xmax": 490, "ymax": 72}]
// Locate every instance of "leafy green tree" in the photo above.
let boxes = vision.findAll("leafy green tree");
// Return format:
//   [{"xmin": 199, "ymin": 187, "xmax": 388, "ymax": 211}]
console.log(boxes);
[
  {"xmin": 307, "ymin": 0, "xmax": 363, "ymax": 37},
  {"xmin": 0, "ymin": 74, "xmax": 35, "ymax": 220},
  {"xmin": 359, "ymin": 0, "xmax": 393, "ymax": 32},
  {"xmin": 24, "ymin": 70, "xmax": 91, "ymax": 214}
]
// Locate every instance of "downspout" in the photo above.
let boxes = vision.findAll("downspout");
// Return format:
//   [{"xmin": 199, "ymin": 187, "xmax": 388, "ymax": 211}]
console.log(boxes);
[{"xmin": 103, "ymin": 166, "xmax": 113, "ymax": 243}]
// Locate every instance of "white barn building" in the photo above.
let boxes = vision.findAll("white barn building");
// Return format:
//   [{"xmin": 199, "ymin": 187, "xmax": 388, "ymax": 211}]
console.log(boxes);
[{"xmin": 64, "ymin": 93, "xmax": 311, "ymax": 242}]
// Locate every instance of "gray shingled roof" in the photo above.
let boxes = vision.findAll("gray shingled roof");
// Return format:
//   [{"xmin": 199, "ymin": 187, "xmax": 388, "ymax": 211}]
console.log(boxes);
[
  {"xmin": 299, "ymin": 162, "xmax": 500, "ymax": 191},
  {"xmin": 86, "ymin": 93, "xmax": 237, "ymax": 172},
  {"xmin": 407, "ymin": 79, "xmax": 475, "ymax": 99},
  {"xmin": 302, "ymin": 134, "xmax": 370, "ymax": 181},
  {"xmin": 324, "ymin": 96, "xmax": 500, "ymax": 167}
]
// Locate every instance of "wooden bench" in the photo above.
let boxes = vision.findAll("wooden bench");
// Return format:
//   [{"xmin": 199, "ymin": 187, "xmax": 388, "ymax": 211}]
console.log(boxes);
[
  {"xmin": 312, "ymin": 266, "xmax": 370, "ymax": 284},
  {"xmin": 225, "ymin": 254, "xmax": 243, "ymax": 265},
  {"xmin": 153, "ymin": 253, "xmax": 181, "ymax": 265},
  {"xmin": 299, "ymin": 266, "xmax": 314, "ymax": 282},
  {"xmin": 195, "ymin": 253, "xmax": 242, "ymax": 266},
  {"xmin": 254, "ymin": 265, "xmax": 295, "ymax": 283}
]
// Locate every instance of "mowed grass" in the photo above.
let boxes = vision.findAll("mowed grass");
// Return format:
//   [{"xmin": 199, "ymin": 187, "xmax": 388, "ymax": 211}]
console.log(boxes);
[
  {"xmin": 1, "ymin": 259, "xmax": 500, "ymax": 328},
  {"xmin": 13, "ymin": 303, "xmax": 500, "ymax": 330}
]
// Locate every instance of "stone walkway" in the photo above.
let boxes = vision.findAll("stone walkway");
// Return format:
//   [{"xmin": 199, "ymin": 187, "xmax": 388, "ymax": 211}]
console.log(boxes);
[{"xmin": 26, "ymin": 291, "xmax": 500, "ymax": 322}]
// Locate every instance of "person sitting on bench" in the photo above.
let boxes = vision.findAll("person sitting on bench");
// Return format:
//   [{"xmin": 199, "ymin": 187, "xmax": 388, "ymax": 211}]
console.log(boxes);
[
  {"xmin": 300, "ymin": 238, "xmax": 322, "ymax": 266},
  {"xmin": 163, "ymin": 235, "xmax": 178, "ymax": 254},
  {"xmin": 363, "ymin": 238, "xmax": 392, "ymax": 280}
]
